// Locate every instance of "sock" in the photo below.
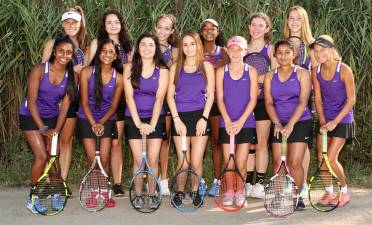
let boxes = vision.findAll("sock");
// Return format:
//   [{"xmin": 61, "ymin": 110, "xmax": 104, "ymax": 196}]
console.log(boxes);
[
  {"xmin": 246, "ymin": 171, "xmax": 254, "ymax": 184},
  {"xmin": 325, "ymin": 186, "xmax": 334, "ymax": 193},
  {"xmin": 213, "ymin": 178, "xmax": 218, "ymax": 184},
  {"xmin": 29, "ymin": 185, "xmax": 36, "ymax": 198},
  {"xmin": 341, "ymin": 185, "xmax": 348, "ymax": 193},
  {"xmin": 256, "ymin": 172, "xmax": 266, "ymax": 185}
]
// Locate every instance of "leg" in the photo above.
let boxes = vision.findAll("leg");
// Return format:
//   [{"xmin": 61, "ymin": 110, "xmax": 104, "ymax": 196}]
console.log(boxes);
[
  {"xmin": 210, "ymin": 116, "xmax": 222, "ymax": 178},
  {"xmin": 190, "ymin": 136, "xmax": 208, "ymax": 191},
  {"xmin": 128, "ymin": 139, "xmax": 144, "ymax": 196},
  {"xmin": 271, "ymin": 143, "xmax": 282, "ymax": 174},
  {"xmin": 58, "ymin": 118, "xmax": 76, "ymax": 181},
  {"xmin": 159, "ymin": 116, "xmax": 171, "ymax": 180},
  {"xmin": 255, "ymin": 120, "xmax": 270, "ymax": 179},
  {"xmin": 111, "ymin": 121, "xmax": 124, "ymax": 194},
  {"xmin": 287, "ymin": 143, "xmax": 307, "ymax": 192},
  {"xmin": 327, "ymin": 137, "xmax": 347, "ymax": 187},
  {"xmin": 99, "ymin": 138, "xmax": 112, "ymax": 175},
  {"xmin": 235, "ymin": 143, "xmax": 250, "ymax": 192},
  {"xmin": 147, "ymin": 138, "xmax": 162, "ymax": 194},
  {"xmin": 173, "ymin": 136, "xmax": 191, "ymax": 192}
]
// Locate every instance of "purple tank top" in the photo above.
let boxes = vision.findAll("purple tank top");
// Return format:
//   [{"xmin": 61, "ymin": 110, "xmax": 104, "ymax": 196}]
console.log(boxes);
[
  {"xmin": 125, "ymin": 67, "xmax": 164, "ymax": 118},
  {"xmin": 72, "ymin": 47, "xmax": 85, "ymax": 66},
  {"xmin": 220, "ymin": 64, "xmax": 256, "ymax": 128},
  {"xmin": 175, "ymin": 69, "xmax": 207, "ymax": 112},
  {"xmin": 161, "ymin": 45, "xmax": 173, "ymax": 65},
  {"xmin": 117, "ymin": 45, "xmax": 128, "ymax": 64},
  {"xmin": 204, "ymin": 45, "xmax": 222, "ymax": 65},
  {"xmin": 316, "ymin": 62, "xmax": 353, "ymax": 123},
  {"xmin": 19, "ymin": 62, "xmax": 68, "ymax": 118},
  {"xmin": 77, "ymin": 67, "xmax": 117, "ymax": 121},
  {"xmin": 271, "ymin": 66, "xmax": 312, "ymax": 123}
]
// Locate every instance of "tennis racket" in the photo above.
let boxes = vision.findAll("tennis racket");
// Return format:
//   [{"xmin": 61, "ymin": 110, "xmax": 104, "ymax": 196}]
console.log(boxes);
[
  {"xmin": 244, "ymin": 51, "xmax": 270, "ymax": 75},
  {"xmin": 79, "ymin": 135, "xmax": 112, "ymax": 212},
  {"xmin": 287, "ymin": 36, "xmax": 308, "ymax": 68},
  {"xmin": 169, "ymin": 135, "xmax": 205, "ymax": 212},
  {"xmin": 31, "ymin": 134, "xmax": 68, "ymax": 215},
  {"xmin": 264, "ymin": 137, "xmax": 298, "ymax": 217},
  {"xmin": 309, "ymin": 130, "xmax": 341, "ymax": 212},
  {"xmin": 129, "ymin": 134, "xmax": 162, "ymax": 213},
  {"xmin": 215, "ymin": 134, "xmax": 246, "ymax": 212}
]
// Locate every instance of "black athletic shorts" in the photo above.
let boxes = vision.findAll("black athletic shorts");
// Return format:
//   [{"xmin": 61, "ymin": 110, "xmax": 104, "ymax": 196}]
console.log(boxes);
[
  {"xmin": 271, "ymin": 119, "xmax": 313, "ymax": 144},
  {"xmin": 171, "ymin": 109, "xmax": 211, "ymax": 137},
  {"xmin": 218, "ymin": 127, "xmax": 257, "ymax": 144},
  {"xmin": 125, "ymin": 116, "xmax": 166, "ymax": 140},
  {"xmin": 77, "ymin": 118, "xmax": 118, "ymax": 139},
  {"xmin": 254, "ymin": 99, "xmax": 270, "ymax": 121},
  {"xmin": 19, "ymin": 115, "xmax": 57, "ymax": 131}
]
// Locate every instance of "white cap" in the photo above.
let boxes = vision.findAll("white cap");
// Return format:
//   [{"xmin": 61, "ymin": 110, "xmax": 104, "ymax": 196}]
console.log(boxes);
[
  {"xmin": 200, "ymin": 18, "xmax": 219, "ymax": 29},
  {"xmin": 61, "ymin": 11, "xmax": 81, "ymax": 22}
]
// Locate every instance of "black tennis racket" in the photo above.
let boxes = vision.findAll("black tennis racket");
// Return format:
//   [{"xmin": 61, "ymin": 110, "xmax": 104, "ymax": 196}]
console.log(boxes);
[
  {"xmin": 287, "ymin": 36, "xmax": 307, "ymax": 67},
  {"xmin": 129, "ymin": 134, "xmax": 162, "ymax": 213},
  {"xmin": 309, "ymin": 130, "xmax": 341, "ymax": 212},
  {"xmin": 215, "ymin": 134, "xmax": 246, "ymax": 212},
  {"xmin": 264, "ymin": 137, "xmax": 298, "ymax": 217},
  {"xmin": 170, "ymin": 136, "xmax": 205, "ymax": 212},
  {"xmin": 79, "ymin": 135, "xmax": 112, "ymax": 212},
  {"xmin": 31, "ymin": 134, "xmax": 68, "ymax": 215},
  {"xmin": 244, "ymin": 51, "xmax": 271, "ymax": 75}
]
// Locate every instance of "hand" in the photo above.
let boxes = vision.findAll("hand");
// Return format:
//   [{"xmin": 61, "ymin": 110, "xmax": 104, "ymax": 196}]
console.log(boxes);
[
  {"xmin": 322, "ymin": 120, "xmax": 338, "ymax": 132},
  {"xmin": 224, "ymin": 117, "xmax": 233, "ymax": 135},
  {"xmin": 41, "ymin": 128, "xmax": 58, "ymax": 138},
  {"xmin": 230, "ymin": 119, "xmax": 244, "ymax": 135},
  {"xmin": 196, "ymin": 119, "xmax": 207, "ymax": 136},
  {"xmin": 138, "ymin": 123, "xmax": 154, "ymax": 136},
  {"xmin": 92, "ymin": 123, "xmax": 104, "ymax": 136},
  {"xmin": 174, "ymin": 117, "xmax": 187, "ymax": 136},
  {"xmin": 274, "ymin": 123, "xmax": 283, "ymax": 139},
  {"xmin": 281, "ymin": 123, "xmax": 294, "ymax": 138}
]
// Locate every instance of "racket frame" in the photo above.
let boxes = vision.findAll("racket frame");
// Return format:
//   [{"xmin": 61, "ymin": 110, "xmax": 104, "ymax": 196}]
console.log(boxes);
[{"xmin": 287, "ymin": 36, "xmax": 308, "ymax": 66}]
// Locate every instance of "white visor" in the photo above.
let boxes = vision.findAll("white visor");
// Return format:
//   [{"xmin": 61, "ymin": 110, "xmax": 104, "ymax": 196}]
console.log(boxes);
[{"xmin": 61, "ymin": 11, "xmax": 81, "ymax": 22}]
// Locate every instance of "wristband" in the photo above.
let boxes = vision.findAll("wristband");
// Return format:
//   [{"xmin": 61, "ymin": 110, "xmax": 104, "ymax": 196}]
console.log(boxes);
[
  {"xmin": 38, "ymin": 125, "xmax": 49, "ymax": 133},
  {"xmin": 273, "ymin": 121, "xmax": 281, "ymax": 125},
  {"xmin": 200, "ymin": 115, "xmax": 208, "ymax": 122},
  {"xmin": 173, "ymin": 115, "xmax": 179, "ymax": 120}
]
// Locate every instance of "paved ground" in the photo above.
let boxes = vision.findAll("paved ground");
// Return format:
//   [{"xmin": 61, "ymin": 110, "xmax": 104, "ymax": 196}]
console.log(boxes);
[{"xmin": 0, "ymin": 187, "xmax": 371, "ymax": 225}]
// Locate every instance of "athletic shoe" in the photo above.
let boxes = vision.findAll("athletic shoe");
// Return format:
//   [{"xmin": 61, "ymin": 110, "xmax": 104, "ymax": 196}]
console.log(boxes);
[
  {"xmin": 198, "ymin": 180, "xmax": 207, "ymax": 197},
  {"xmin": 208, "ymin": 181, "xmax": 219, "ymax": 197},
  {"xmin": 51, "ymin": 194, "xmax": 64, "ymax": 211},
  {"xmin": 300, "ymin": 184, "xmax": 308, "ymax": 199},
  {"xmin": 27, "ymin": 197, "xmax": 47, "ymax": 214},
  {"xmin": 148, "ymin": 195, "xmax": 160, "ymax": 209},
  {"xmin": 337, "ymin": 192, "xmax": 351, "ymax": 207},
  {"xmin": 295, "ymin": 197, "xmax": 305, "ymax": 210},
  {"xmin": 159, "ymin": 179, "xmax": 170, "ymax": 196},
  {"xmin": 234, "ymin": 191, "xmax": 246, "ymax": 206},
  {"xmin": 222, "ymin": 191, "xmax": 234, "ymax": 206},
  {"xmin": 113, "ymin": 184, "xmax": 125, "ymax": 197},
  {"xmin": 133, "ymin": 196, "xmax": 144, "ymax": 209},
  {"xmin": 191, "ymin": 191, "xmax": 203, "ymax": 207},
  {"xmin": 317, "ymin": 191, "xmax": 333, "ymax": 206},
  {"xmin": 86, "ymin": 191, "xmax": 98, "ymax": 208},
  {"xmin": 245, "ymin": 183, "xmax": 253, "ymax": 197},
  {"xmin": 172, "ymin": 192, "xmax": 184, "ymax": 207},
  {"xmin": 251, "ymin": 183, "xmax": 265, "ymax": 198}
]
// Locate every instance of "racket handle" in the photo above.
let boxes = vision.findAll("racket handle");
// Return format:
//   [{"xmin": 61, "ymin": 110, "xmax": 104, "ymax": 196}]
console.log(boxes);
[
  {"xmin": 95, "ymin": 135, "xmax": 100, "ymax": 153},
  {"xmin": 229, "ymin": 134, "xmax": 235, "ymax": 154},
  {"xmin": 142, "ymin": 134, "xmax": 147, "ymax": 154},
  {"xmin": 181, "ymin": 135, "xmax": 187, "ymax": 152},
  {"xmin": 281, "ymin": 136, "xmax": 287, "ymax": 159},
  {"xmin": 51, "ymin": 134, "xmax": 58, "ymax": 156},
  {"xmin": 322, "ymin": 130, "xmax": 328, "ymax": 153}
]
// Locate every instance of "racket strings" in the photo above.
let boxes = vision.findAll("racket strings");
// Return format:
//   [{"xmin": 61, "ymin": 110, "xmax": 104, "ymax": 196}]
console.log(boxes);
[
  {"xmin": 215, "ymin": 170, "xmax": 246, "ymax": 211},
  {"xmin": 244, "ymin": 54, "xmax": 270, "ymax": 75},
  {"xmin": 80, "ymin": 170, "xmax": 110, "ymax": 212},
  {"xmin": 309, "ymin": 171, "xmax": 340, "ymax": 212},
  {"xmin": 129, "ymin": 171, "xmax": 161, "ymax": 213},
  {"xmin": 264, "ymin": 174, "xmax": 296, "ymax": 217},
  {"xmin": 287, "ymin": 37, "xmax": 307, "ymax": 66}
]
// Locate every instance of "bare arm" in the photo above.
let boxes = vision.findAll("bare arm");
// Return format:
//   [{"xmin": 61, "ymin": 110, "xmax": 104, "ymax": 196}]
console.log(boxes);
[
  {"xmin": 216, "ymin": 66, "xmax": 230, "ymax": 125},
  {"xmin": 123, "ymin": 63, "xmax": 142, "ymax": 127},
  {"xmin": 26, "ymin": 64, "xmax": 44, "ymax": 129},
  {"xmin": 166, "ymin": 64, "xmax": 179, "ymax": 118},
  {"xmin": 80, "ymin": 67, "xmax": 96, "ymax": 126},
  {"xmin": 214, "ymin": 47, "xmax": 230, "ymax": 69},
  {"xmin": 268, "ymin": 44, "xmax": 278, "ymax": 70},
  {"xmin": 202, "ymin": 62, "xmax": 215, "ymax": 118},
  {"xmin": 87, "ymin": 39, "xmax": 98, "ymax": 66},
  {"xmin": 264, "ymin": 71, "xmax": 279, "ymax": 123},
  {"xmin": 312, "ymin": 67, "xmax": 326, "ymax": 125},
  {"xmin": 41, "ymin": 39, "xmax": 55, "ymax": 63},
  {"xmin": 237, "ymin": 66, "xmax": 258, "ymax": 124},
  {"xmin": 149, "ymin": 68, "xmax": 169, "ymax": 128}
]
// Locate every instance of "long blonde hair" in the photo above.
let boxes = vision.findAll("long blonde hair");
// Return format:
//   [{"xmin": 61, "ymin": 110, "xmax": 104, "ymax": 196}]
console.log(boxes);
[
  {"xmin": 64, "ymin": 6, "xmax": 87, "ymax": 49},
  {"xmin": 318, "ymin": 35, "xmax": 342, "ymax": 61},
  {"xmin": 283, "ymin": 5, "xmax": 314, "ymax": 45},
  {"xmin": 247, "ymin": 12, "xmax": 272, "ymax": 44},
  {"xmin": 174, "ymin": 32, "xmax": 206, "ymax": 85}
]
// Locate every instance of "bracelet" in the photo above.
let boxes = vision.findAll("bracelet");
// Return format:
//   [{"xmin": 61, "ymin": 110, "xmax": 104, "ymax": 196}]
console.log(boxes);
[
  {"xmin": 273, "ymin": 121, "xmax": 281, "ymax": 125},
  {"xmin": 173, "ymin": 115, "xmax": 179, "ymax": 120},
  {"xmin": 38, "ymin": 125, "xmax": 49, "ymax": 133},
  {"xmin": 200, "ymin": 115, "xmax": 208, "ymax": 122}
]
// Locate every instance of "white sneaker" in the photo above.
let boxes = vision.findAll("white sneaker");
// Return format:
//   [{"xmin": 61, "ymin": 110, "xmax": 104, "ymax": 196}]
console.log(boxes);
[
  {"xmin": 222, "ymin": 191, "xmax": 234, "ymax": 206},
  {"xmin": 160, "ymin": 179, "xmax": 170, "ymax": 196},
  {"xmin": 250, "ymin": 183, "xmax": 265, "ymax": 199},
  {"xmin": 245, "ymin": 183, "xmax": 253, "ymax": 197},
  {"xmin": 300, "ymin": 183, "xmax": 308, "ymax": 199}
]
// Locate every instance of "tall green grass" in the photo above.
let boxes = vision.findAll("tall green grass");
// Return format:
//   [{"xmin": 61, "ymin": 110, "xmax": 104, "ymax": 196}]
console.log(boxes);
[{"xmin": 0, "ymin": 0, "xmax": 371, "ymax": 186}]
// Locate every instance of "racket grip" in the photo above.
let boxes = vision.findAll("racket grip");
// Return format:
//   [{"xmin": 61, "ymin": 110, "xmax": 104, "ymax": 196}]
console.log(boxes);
[
  {"xmin": 51, "ymin": 134, "xmax": 58, "ymax": 156},
  {"xmin": 95, "ymin": 135, "xmax": 100, "ymax": 152},
  {"xmin": 229, "ymin": 134, "xmax": 235, "ymax": 154},
  {"xmin": 181, "ymin": 135, "xmax": 187, "ymax": 151},
  {"xmin": 322, "ymin": 130, "xmax": 328, "ymax": 153}
]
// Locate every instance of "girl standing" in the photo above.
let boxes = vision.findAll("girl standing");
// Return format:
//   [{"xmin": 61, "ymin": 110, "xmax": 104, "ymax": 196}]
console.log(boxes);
[
  {"xmin": 310, "ymin": 35, "xmax": 355, "ymax": 207},
  {"xmin": 216, "ymin": 36, "xmax": 258, "ymax": 206},
  {"xmin": 20, "ymin": 36, "xmax": 76, "ymax": 213},
  {"xmin": 200, "ymin": 18, "xmax": 229, "ymax": 196},
  {"xmin": 168, "ymin": 32, "xmax": 215, "ymax": 206},
  {"xmin": 88, "ymin": 9, "xmax": 132, "ymax": 196},
  {"xmin": 154, "ymin": 14, "xmax": 179, "ymax": 195},
  {"xmin": 123, "ymin": 32, "xmax": 169, "ymax": 209},
  {"xmin": 77, "ymin": 38, "xmax": 123, "ymax": 208},
  {"xmin": 264, "ymin": 40, "xmax": 312, "ymax": 210},
  {"xmin": 42, "ymin": 6, "xmax": 87, "ymax": 194}
]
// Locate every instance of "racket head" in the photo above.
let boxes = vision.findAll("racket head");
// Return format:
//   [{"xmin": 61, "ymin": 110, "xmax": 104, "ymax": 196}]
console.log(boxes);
[
  {"xmin": 308, "ymin": 158, "xmax": 341, "ymax": 212},
  {"xmin": 214, "ymin": 168, "xmax": 246, "ymax": 212},
  {"xmin": 169, "ymin": 168, "xmax": 203, "ymax": 212},
  {"xmin": 264, "ymin": 162, "xmax": 297, "ymax": 217},
  {"xmin": 129, "ymin": 170, "xmax": 162, "ymax": 213},
  {"xmin": 287, "ymin": 36, "xmax": 307, "ymax": 66},
  {"xmin": 79, "ymin": 167, "xmax": 111, "ymax": 212},
  {"xmin": 32, "ymin": 158, "xmax": 68, "ymax": 215},
  {"xmin": 243, "ymin": 52, "xmax": 270, "ymax": 75}
]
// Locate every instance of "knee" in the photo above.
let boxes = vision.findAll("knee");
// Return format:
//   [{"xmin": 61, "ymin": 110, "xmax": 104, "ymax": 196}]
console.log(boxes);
[
  {"xmin": 288, "ymin": 160, "xmax": 302, "ymax": 171},
  {"xmin": 35, "ymin": 153, "xmax": 48, "ymax": 165},
  {"xmin": 191, "ymin": 161, "xmax": 202, "ymax": 171},
  {"xmin": 60, "ymin": 135, "xmax": 72, "ymax": 147}
]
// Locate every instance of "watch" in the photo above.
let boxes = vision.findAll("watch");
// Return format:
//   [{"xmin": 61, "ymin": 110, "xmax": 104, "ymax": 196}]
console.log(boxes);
[
  {"xmin": 38, "ymin": 125, "xmax": 49, "ymax": 133},
  {"xmin": 200, "ymin": 115, "xmax": 208, "ymax": 122}
]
